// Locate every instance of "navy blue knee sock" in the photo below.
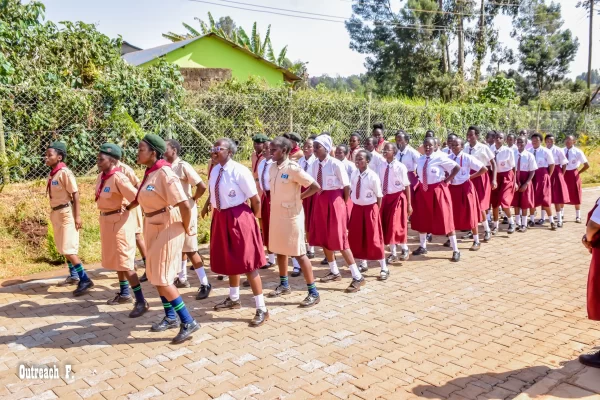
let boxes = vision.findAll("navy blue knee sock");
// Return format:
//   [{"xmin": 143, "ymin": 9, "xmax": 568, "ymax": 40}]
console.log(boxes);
[
  {"xmin": 280, "ymin": 276, "xmax": 289, "ymax": 288},
  {"xmin": 67, "ymin": 262, "xmax": 78, "ymax": 279},
  {"xmin": 73, "ymin": 264, "xmax": 89, "ymax": 282},
  {"xmin": 131, "ymin": 284, "xmax": 144, "ymax": 303},
  {"xmin": 160, "ymin": 296, "xmax": 176, "ymax": 320},
  {"xmin": 119, "ymin": 280, "xmax": 130, "ymax": 297},
  {"xmin": 169, "ymin": 296, "xmax": 194, "ymax": 324},
  {"xmin": 307, "ymin": 282, "xmax": 319, "ymax": 296}
]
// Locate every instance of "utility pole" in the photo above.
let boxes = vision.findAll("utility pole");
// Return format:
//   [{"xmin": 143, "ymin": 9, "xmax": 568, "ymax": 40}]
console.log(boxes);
[
  {"xmin": 457, "ymin": 0, "xmax": 465, "ymax": 78},
  {"xmin": 588, "ymin": 0, "xmax": 594, "ymax": 107}
]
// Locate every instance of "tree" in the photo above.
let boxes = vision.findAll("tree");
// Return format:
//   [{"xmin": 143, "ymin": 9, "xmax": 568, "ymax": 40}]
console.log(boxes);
[
  {"xmin": 577, "ymin": 69, "xmax": 600, "ymax": 85},
  {"xmin": 512, "ymin": 0, "xmax": 579, "ymax": 95},
  {"xmin": 487, "ymin": 46, "xmax": 515, "ymax": 75}
]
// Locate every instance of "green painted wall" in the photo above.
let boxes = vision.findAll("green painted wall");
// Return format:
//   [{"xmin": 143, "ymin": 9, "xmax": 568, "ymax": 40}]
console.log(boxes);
[{"xmin": 144, "ymin": 36, "xmax": 285, "ymax": 86}]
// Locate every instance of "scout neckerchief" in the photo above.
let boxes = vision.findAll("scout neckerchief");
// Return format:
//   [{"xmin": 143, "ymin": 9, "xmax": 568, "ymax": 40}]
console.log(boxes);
[
  {"xmin": 135, "ymin": 159, "xmax": 171, "ymax": 202},
  {"xmin": 96, "ymin": 167, "xmax": 120, "ymax": 201},
  {"xmin": 47, "ymin": 162, "xmax": 67, "ymax": 199},
  {"xmin": 290, "ymin": 145, "xmax": 300, "ymax": 156}
]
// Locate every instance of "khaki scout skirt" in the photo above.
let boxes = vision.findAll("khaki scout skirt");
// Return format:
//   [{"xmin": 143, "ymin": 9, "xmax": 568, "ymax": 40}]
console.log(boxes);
[
  {"xmin": 144, "ymin": 208, "xmax": 185, "ymax": 286},
  {"xmin": 99, "ymin": 210, "xmax": 136, "ymax": 272},
  {"xmin": 50, "ymin": 207, "xmax": 79, "ymax": 256}
]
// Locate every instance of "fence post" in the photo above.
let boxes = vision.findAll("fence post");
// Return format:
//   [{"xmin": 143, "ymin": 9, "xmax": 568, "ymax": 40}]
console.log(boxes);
[
  {"xmin": 0, "ymin": 106, "xmax": 9, "ymax": 184},
  {"xmin": 535, "ymin": 101, "xmax": 541, "ymax": 132},
  {"xmin": 367, "ymin": 91, "xmax": 372, "ymax": 135},
  {"xmin": 288, "ymin": 88, "xmax": 293, "ymax": 132}
]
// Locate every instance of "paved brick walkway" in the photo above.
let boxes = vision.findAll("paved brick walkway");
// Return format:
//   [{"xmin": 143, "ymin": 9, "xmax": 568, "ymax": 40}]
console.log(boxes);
[{"xmin": 1, "ymin": 189, "xmax": 600, "ymax": 399}]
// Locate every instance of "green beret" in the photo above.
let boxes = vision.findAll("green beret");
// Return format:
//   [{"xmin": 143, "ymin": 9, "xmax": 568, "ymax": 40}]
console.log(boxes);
[
  {"xmin": 142, "ymin": 134, "xmax": 167, "ymax": 154},
  {"xmin": 284, "ymin": 132, "xmax": 303, "ymax": 143},
  {"xmin": 48, "ymin": 141, "xmax": 67, "ymax": 154},
  {"xmin": 99, "ymin": 143, "xmax": 122, "ymax": 159},
  {"xmin": 252, "ymin": 134, "xmax": 269, "ymax": 143}
]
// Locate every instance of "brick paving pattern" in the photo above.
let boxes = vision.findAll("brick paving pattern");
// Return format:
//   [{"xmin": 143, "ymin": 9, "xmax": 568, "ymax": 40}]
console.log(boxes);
[{"xmin": 1, "ymin": 189, "xmax": 600, "ymax": 399}]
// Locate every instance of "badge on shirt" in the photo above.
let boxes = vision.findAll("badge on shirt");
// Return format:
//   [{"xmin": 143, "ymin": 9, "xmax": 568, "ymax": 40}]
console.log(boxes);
[
  {"xmin": 325, "ymin": 177, "xmax": 338, "ymax": 188},
  {"xmin": 500, "ymin": 161, "xmax": 506, "ymax": 167},
  {"xmin": 394, "ymin": 180, "xmax": 401, "ymax": 186},
  {"xmin": 146, "ymin": 185, "xmax": 155, "ymax": 191},
  {"xmin": 366, "ymin": 191, "xmax": 373, "ymax": 198},
  {"xmin": 281, "ymin": 174, "xmax": 289, "ymax": 179},
  {"xmin": 228, "ymin": 190, "xmax": 236, "ymax": 197},
  {"xmin": 103, "ymin": 187, "xmax": 110, "ymax": 193},
  {"xmin": 51, "ymin": 180, "xmax": 58, "ymax": 186},
  {"xmin": 572, "ymin": 160, "xmax": 577, "ymax": 164}
]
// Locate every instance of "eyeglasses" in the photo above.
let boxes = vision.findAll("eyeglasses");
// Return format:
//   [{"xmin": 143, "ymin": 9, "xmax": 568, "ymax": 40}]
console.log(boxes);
[{"xmin": 210, "ymin": 146, "xmax": 229, "ymax": 153}]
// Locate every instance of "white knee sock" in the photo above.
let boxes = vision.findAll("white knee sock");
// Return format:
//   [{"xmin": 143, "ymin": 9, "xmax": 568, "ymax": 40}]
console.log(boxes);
[
  {"xmin": 549, "ymin": 215, "xmax": 555, "ymax": 223},
  {"xmin": 292, "ymin": 257, "xmax": 301, "ymax": 271},
  {"xmin": 508, "ymin": 216, "xmax": 514, "ymax": 225},
  {"xmin": 486, "ymin": 211, "xmax": 491, "ymax": 221},
  {"xmin": 530, "ymin": 214, "xmax": 535, "ymax": 223},
  {"xmin": 268, "ymin": 253, "xmax": 275, "ymax": 264},
  {"xmin": 390, "ymin": 244, "xmax": 397, "ymax": 256},
  {"xmin": 494, "ymin": 220, "xmax": 499, "ymax": 230},
  {"xmin": 195, "ymin": 266, "xmax": 209, "ymax": 285},
  {"xmin": 254, "ymin": 294, "xmax": 267, "ymax": 312},
  {"xmin": 576, "ymin": 210, "xmax": 581, "ymax": 218},
  {"xmin": 348, "ymin": 263, "xmax": 362, "ymax": 280},
  {"xmin": 379, "ymin": 259, "xmax": 388, "ymax": 272},
  {"xmin": 178, "ymin": 260, "xmax": 187, "ymax": 281},
  {"xmin": 309, "ymin": 246, "xmax": 315, "ymax": 253},
  {"xmin": 515, "ymin": 215, "xmax": 521, "ymax": 226},
  {"xmin": 401, "ymin": 243, "xmax": 408, "ymax": 251},
  {"xmin": 482, "ymin": 220, "xmax": 490, "ymax": 232},
  {"xmin": 329, "ymin": 261, "xmax": 340, "ymax": 275},
  {"xmin": 358, "ymin": 259, "xmax": 367, "ymax": 268},
  {"xmin": 560, "ymin": 207, "xmax": 564, "ymax": 217},
  {"xmin": 473, "ymin": 234, "xmax": 480, "ymax": 244},
  {"xmin": 419, "ymin": 233, "xmax": 427, "ymax": 248},
  {"xmin": 449, "ymin": 235, "xmax": 459, "ymax": 252},
  {"xmin": 541, "ymin": 210, "xmax": 546, "ymax": 220},
  {"xmin": 229, "ymin": 286, "xmax": 240, "ymax": 301},
  {"xmin": 557, "ymin": 212, "xmax": 563, "ymax": 223}
]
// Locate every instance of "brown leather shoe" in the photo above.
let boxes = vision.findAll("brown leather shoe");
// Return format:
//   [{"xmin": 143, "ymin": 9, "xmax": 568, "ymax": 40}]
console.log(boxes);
[
  {"xmin": 107, "ymin": 293, "xmax": 133, "ymax": 305},
  {"xmin": 345, "ymin": 277, "xmax": 365, "ymax": 293},
  {"xmin": 58, "ymin": 276, "xmax": 80, "ymax": 287},
  {"xmin": 249, "ymin": 309, "xmax": 269, "ymax": 327},
  {"xmin": 320, "ymin": 272, "xmax": 342, "ymax": 283},
  {"xmin": 300, "ymin": 294, "xmax": 320, "ymax": 307},
  {"xmin": 213, "ymin": 297, "xmax": 242, "ymax": 311},
  {"xmin": 267, "ymin": 284, "xmax": 291, "ymax": 298}
]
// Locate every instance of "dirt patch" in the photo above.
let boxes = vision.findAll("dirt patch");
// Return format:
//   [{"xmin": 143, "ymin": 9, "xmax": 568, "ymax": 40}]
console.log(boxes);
[{"xmin": 19, "ymin": 218, "xmax": 47, "ymax": 247}]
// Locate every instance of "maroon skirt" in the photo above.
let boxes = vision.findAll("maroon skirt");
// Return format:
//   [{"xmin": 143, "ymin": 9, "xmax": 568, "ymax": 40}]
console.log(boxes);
[
  {"xmin": 411, "ymin": 182, "xmax": 455, "ymax": 236},
  {"xmin": 346, "ymin": 198, "xmax": 354, "ymax": 223},
  {"xmin": 449, "ymin": 181, "xmax": 482, "ymax": 231},
  {"xmin": 588, "ymin": 247, "xmax": 600, "ymax": 321},
  {"xmin": 491, "ymin": 170, "xmax": 515, "ymax": 209},
  {"xmin": 511, "ymin": 171, "xmax": 535, "ymax": 210},
  {"xmin": 565, "ymin": 169, "xmax": 582, "ymax": 205},
  {"xmin": 260, "ymin": 190, "xmax": 271, "ymax": 247},
  {"xmin": 301, "ymin": 186, "xmax": 314, "ymax": 236},
  {"xmin": 349, "ymin": 203, "xmax": 385, "ymax": 260},
  {"xmin": 550, "ymin": 167, "xmax": 571, "ymax": 205},
  {"xmin": 309, "ymin": 189, "xmax": 349, "ymax": 251},
  {"xmin": 471, "ymin": 170, "xmax": 491, "ymax": 211},
  {"xmin": 380, "ymin": 191, "xmax": 408, "ymax": 245},
  {"xmin": 210, "ymin": 203, "xmax": 266, "ymax": 276},
  {"xmin": 533, "ymin": 168, "xmax": 552, "ymax": 208}
]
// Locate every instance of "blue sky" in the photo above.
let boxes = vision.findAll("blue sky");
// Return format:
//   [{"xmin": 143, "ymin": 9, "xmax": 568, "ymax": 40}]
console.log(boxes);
[{"xmin": 43, "ymin": 0, "xmax": 596, "ymax": 79}]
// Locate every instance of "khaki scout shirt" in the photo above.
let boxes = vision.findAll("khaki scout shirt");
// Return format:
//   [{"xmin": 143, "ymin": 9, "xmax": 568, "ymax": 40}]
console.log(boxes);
[
  {"xmin": 95, "ymin": 172, "xmax": 137, "ymax": 212},
  {"xmin": 117, "ymin": 161, "xmax": 140, "ymax": 188},
  {"xmin": 48, "ymin": 168, "xmax": 78, "ymax": 208},
  {"xmin": 170, "ymin": 157, "xmax": 203, "ymax": 199},
  {"xmin": 138, "ymin": 167, "xmax": 187, "ymax": 215}
]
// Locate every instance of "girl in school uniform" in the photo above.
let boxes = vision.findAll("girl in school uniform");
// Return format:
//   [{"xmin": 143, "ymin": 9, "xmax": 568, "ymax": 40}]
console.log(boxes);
[
  {"xmin": 464, "ymin": 126, "xmax": 496, "ymax": 241},
  {"xmin": 45, "ymin": 141, "xmax": 94, "ymax": 296},
  {"xmin": 448, "ymin": 138, "xmax": 487, "ymax": 251},
  {"xmin": 545, "ymin": 134, "xmax": 570, "ymax": 227},
  {"xmin": 364, "ymin": 137, "xmax": 385, "ymax": 171},
  {"xmin": 379, "ymin": 143, "xmax": 412, "ymax": 263},
  {"xmin": 310, "ymin": 134, "xmax": 365, "ymax": 293},
  {"xmin": 209, "ymin": 138, "xmax": 269, "ymax": 327},
  {"xmin": 115, "ymin": 160, "xmax": 148, "ymax": 283},
  {"xmin": 395, "ymin": 130, "xmax": 420, "ymax": 194},
  {"xmin": 298, "ymin": 138, "xmax": 317, "ymax": 262},
  {"xmin": 580, "ymin": 198, "xmax": 600, "ymax": 368},
  {"xmin": 336, "ymin": 144, "xmax": 357, "ymax": 219},
  {"xmin": 490, "ymin": 132, "xmax": 517, "ymax": 234},
  {"xmin": 266, "ymin": 137, "xmax": 322, "ymax": 305},
  {"xmin": 257, "ymin": 139, "xmax": 276, "ymax": 269},
  {"xmin": 372, "ymin": 122, "xmax": 388, "ymax": 153},
  {"xmin": 417, "ymin": 130, "xmax": 435, "ymax": 155},
  {"xmin": 251, "ymin": 134, "xmax": 268, "ymax": 203},
  {"xmin": 347, "ymin": 132, "xmax": 364, "ymax": 162},
  {"xmin": 511, "ymin": 135, "xmax": 537, "ymax": 232},
  {"xmin": 164, "ymin": 139, "xmax": 211, "ymax": 299},
  {"xmin": 132, "ymin": 134, "xmax": 198, "ymax": 344},
  {"xmin": 528, "ymin": 133, "xmax": 557, "ymax": 230},
  {"xmin": 564, "ymin": 134, "xmax": 590, "ymax": 223},
  {"xmin": 349, "ymin": 150, "xmax": 388, "ymax": 281},
  {"xmin": 95, "ymin": 143, "xmax": 148, "ymax": 317},
  {"xmin": 506, "ymin": 133, "xmax": 517, "ymax": 153},
  {"xmin": 412, "ymin": 138, "xmax": 461, "ymax": 262}
]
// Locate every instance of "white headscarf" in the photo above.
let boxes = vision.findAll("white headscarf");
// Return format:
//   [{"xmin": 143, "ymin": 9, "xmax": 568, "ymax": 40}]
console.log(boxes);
[{"xmin": 314, "ymin": 134, "xmax": 333, "ymax": 154}]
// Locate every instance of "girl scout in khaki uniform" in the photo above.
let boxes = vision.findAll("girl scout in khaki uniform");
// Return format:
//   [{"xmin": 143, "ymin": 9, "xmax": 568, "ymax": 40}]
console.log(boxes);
[
  {"xmin": 164, "ymin": 139, "xmax": 211, "ymax": 300},
  {"xmin": 131, "ymin": 134, "xmax": 198, "ymax": 344},
  {"xmin": 265, "ymin": 137, "xmax": 321, "ymax": 306},
  {"xmin": 95, "ymin": 144, "xmax": 148, "ymax": 318},
  {"xmin": 45, "ymin": 141, "xmax": 94, "ymax": 297}
]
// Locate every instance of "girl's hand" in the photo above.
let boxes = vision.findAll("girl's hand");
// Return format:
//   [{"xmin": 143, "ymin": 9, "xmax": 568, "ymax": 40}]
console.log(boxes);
[
  {"xmin": 75, "ymin": 216, "xmax": 83, "ymax": 230},
  {"xmin": 407, "ymin": 205, "xmax": 413, "ymax": 216}
]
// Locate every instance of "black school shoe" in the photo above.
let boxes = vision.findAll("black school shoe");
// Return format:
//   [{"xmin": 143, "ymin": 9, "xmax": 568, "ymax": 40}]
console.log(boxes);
[
  {"xmin": 151, "ymin": 316, "xmax": 179, "ymax": 332},
  {"xmin": 140, "ymin": 272, "xmax": 148, "ymax": 282},
  {"xmin": 73, "ymin": 279, "xmax": 94, "ymax": 297},
  {"xmin": 527, "ymin": 220, "xmax": 535, "ymax": 228},
  {"xmin": 462, "ymin": 231, "xmax": 473, "ymax": 240},
  {"xmin": 550, "ymin": 222, "xmax": 557, "ymax": 231},
  {"xmin": 129, "ymin": 300, "xmax": 149, "ymax": 318},
  {"xmin": 58, "ymin": 276, "xmax": 80, "ymax": 287},
  {"xmin": 579, "ymin": 350, "xmax": 600, "ymax": 368},
  {"xmin": 483, "ymin": 231, "xmax": 491, "ymax": 242},
  {"xmin": 196, "ymin": 284, "xmax": 212, "ymax": 300},
  {"xmin": 172, "ymin": 320, "xmax": 200, "ymax": 344},
  {"xmin": 320, "ymin": 258, "xmax": 329, "ymax": 265},
  {"xmin": 502, "ymin": 216, "xmax": 509, "ymax": 225},
  {"xmin": 306, "ymin": 251, "xmax": 315, "ymax": 259},
  {"xmin": 300, "ymin": 294, "xmax": 320, "ymax": 307},
  {"xmin": 412, "ymin": 247, "xmax": 428, "ymax": 256},
  {"xmin": 249, "ymin": 309, "xmax": 269, "ymax": 327},
  {"xmin": 291, "ymin": 269, "xmax": 302, "ymax": 278},
  {"xmin": 507, "ymin": 224, "xmax": 515, "ymax": 234},
  {"xmin": 426, "ymin": 233, "xmax": 433, "ymax": 242},
  {"xmin": 450, "ymin": 251, "xmax": 460, "ymax": 262},
  {"xmin": 260, "ymin": 262, "xmax": 275, "ymax": 270}
]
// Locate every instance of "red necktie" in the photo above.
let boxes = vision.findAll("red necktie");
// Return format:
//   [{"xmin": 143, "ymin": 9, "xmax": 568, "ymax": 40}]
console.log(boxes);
[
  {"xmin": 215, "ymin": 168, "xmax": 223, "ymax": 211},
  {"xmin": 261, "ymin": 162, "xmax": 267, "ymax": 191},
  {"xmin": 422, "ymin": 157, "xmax": 430, "ymax": 191},
  {"xmin": 356, "ymin": 175, "xmax": 362, "ymax": 199},
  {"xmin": 317, "ymin": 163, "xmax": 323, "ymax": 189},
  {"xmin": 382, "ymin": 165, "xmax": 390, "ymax": 195}
]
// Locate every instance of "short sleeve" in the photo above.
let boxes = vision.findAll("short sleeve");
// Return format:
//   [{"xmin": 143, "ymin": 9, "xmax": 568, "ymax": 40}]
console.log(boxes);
[
  {"xmin": 236, "ymin": 165, "xmax": 258, "ymax": 199},
  {"xmin": 162, "ymin": 169, "xmax": 188, "ymax": 206},
  {"xmin": 591, "ymin": 201, "xmax": 600, "ymax": 224},
  {"xmin": 546, "ymin": 150, "xmax": 555, "ymax": 165},
  {"xmin": 483, "ymin": 146, "xmax": 494, "ymax": 163},
  {"xmin": 115, "ymin": 173, "xmax": 138, "ymax": 203},
  {"xmin": 579, "ymin": 150, "xmax": 589, "ymax": 164},
  {"xmin": 469, "ymin": 156, "xmax": 484, "ymax": 171},
  {"xmin": 371, "ymin": 173, "xmax": 383, "ymax": 197},
  {"xmin": 291, "ymin": 165, "xmax": 314, "ymax": 188},
  {"xmin": 335, "ymin": 161, "xmax": 350, "ymax": 187},
  {"xmin": 62, "ymin": 170, "xmax": 78, "ymax": 194},
  {"xmin": 508, "ymin": 149, "xmax": 515, "ymax": 167},
  {"xmin": 529, "ymin": 155, "xmax": 538, "ymax": 170},
  {"xmin": 439, "ymin": 157, "xmax": 459, "ymax": 173},
  {"xmin": 183, "ymin": 163, "xmax": 203, "ymax": 186},
  {"xmin": 397, "ymin": 163, "xmax": 410, "ymax": 186}
]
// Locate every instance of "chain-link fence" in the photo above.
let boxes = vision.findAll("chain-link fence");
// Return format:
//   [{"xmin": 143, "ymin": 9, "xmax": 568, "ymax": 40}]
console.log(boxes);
[{"xmin": 2, "ymin": 84, "xmax": 600, "ymax": 184}]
